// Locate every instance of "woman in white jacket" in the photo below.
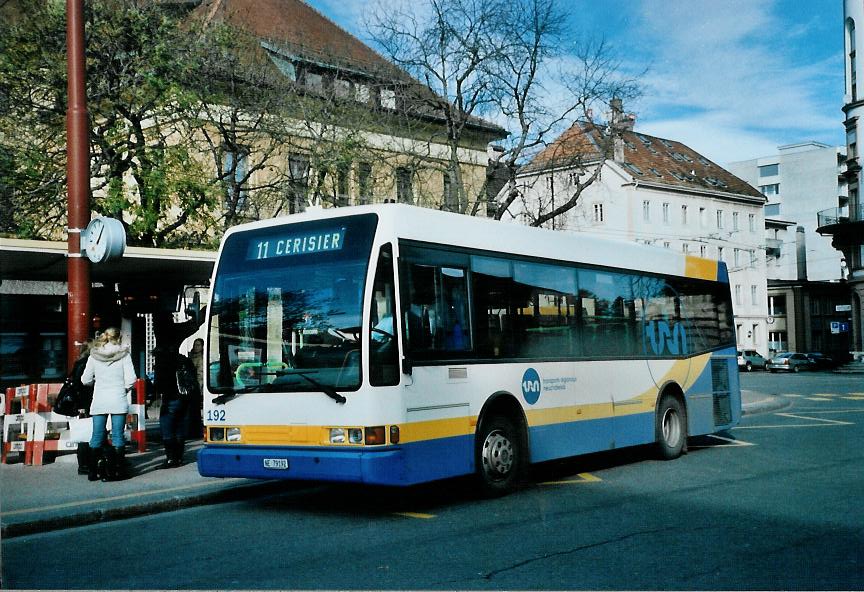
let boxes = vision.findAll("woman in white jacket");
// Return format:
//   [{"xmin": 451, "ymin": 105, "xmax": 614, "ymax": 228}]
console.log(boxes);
[{"xmin": 81, "ymin": 327, "xmax": 137, "ymax": 481}]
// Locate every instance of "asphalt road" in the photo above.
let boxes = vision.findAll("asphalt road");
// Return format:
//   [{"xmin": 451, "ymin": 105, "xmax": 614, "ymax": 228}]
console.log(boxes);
[{"xmin": 3, "ymin": 371, "xmax": 863, "ymax": 590}]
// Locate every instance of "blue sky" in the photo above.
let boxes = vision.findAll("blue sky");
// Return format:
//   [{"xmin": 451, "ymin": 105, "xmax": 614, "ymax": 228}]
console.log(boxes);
[{"xmin": 312, "ymin": 0, "xmax": 844, "ymax": 166}]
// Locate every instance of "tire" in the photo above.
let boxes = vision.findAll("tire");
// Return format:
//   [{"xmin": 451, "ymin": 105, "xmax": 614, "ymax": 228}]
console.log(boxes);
[
  {"xmin": 769, "ymin": 369, "xmax": 777, "ymax": 373},
  {"xmin": 745, "ymin": 362, "xmax": 752, "ymax": 372},
  {"xmin": 476, "ymin": 415, "xmax": 523, "ymax": 496},
  {"xmin": 656, "ymin": 395, "xmax": 686, "ymax": 460},
  {"xmin": 792, "ymin": 365, "xmax": 800, "ymax": 373}
]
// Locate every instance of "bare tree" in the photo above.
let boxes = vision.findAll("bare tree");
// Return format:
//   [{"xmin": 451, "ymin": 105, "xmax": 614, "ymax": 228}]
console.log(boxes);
[{"xmin": 368, "ymin": 0, "xmax": 640, "ymax": 226}]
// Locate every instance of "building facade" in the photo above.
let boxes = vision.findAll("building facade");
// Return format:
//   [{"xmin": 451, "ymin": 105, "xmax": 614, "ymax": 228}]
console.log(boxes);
[
  {"xmin": 816, "ymin": 1, "xmax": 864, "ymax": 358},
  {"xmin": 728, "ymin": 142, "xmax": 847, "ymax": 282},
  {"xmin": 512, "ymin": 117, "xmax": 770, "ymax": 355}
]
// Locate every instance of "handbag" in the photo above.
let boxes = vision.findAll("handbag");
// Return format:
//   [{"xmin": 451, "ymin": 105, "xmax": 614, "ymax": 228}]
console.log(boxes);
[
  {"xmin": 53, "ymin": 379, "xmax": 80, "ymax": 416},
  {"xmin": 175, "ymin": 355, "xmax": 200, "ymax": 399}
]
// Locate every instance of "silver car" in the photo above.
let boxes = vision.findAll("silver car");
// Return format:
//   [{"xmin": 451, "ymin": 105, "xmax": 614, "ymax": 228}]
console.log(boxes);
[
  {"xmin": 767, "ymin": 352, "xmax": 814, "ymax": 373},
  {"xmin": 737, "ymin": 349, "xmax": 767, "ymax": 372}
]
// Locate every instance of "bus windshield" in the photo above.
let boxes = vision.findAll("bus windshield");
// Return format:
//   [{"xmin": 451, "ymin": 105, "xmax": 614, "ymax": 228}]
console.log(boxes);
[{"xmin": 208, "ymin": 214, "xmax": 378, "ymax": 395}]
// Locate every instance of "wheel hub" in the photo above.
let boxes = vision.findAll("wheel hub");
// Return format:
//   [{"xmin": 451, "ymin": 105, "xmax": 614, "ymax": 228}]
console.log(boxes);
[
  {"xmin": 662, "ymin": 408, "xmax": 682, "ymax": 447},
  {"xmin": 481, "ymin": 430, "xmax": 514, "ymax": 477}
]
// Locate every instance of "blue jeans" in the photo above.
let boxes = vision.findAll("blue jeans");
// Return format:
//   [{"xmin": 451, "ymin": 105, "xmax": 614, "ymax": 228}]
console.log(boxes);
[
  {"xmin": 160, "ymin": 398, "xmax": 188, "ymax": 443},
  {"xmin": 90, "ymin": 414, "xmax": 126, "ymax": 448}
]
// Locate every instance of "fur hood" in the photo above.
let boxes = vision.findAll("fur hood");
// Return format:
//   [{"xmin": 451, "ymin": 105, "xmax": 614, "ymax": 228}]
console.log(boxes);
[{"xmin": 89, "ymin": 342, "xmax": 130, "ymax": 363}]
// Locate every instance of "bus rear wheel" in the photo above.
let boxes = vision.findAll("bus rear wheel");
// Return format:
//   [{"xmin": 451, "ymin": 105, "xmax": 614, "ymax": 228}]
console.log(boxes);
[
  {"xmin": 656, "ymin": 395, "xmax": 686, "ymax": 460},
  {"xmin": 476, "ymin": 416, "xmax": 522, "ymax": 496}
]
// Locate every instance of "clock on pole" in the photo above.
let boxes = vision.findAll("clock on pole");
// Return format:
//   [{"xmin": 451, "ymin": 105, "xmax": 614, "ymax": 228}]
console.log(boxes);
[{"xmin": 82, "ymin": 216, "xmax": 126, "ymax": 263}]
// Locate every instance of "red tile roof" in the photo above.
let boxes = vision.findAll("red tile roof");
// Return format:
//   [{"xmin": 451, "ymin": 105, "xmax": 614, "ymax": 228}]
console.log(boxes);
[{"xmin": 525, "ymin": 121, "xmax": 764, "ymax": 200}]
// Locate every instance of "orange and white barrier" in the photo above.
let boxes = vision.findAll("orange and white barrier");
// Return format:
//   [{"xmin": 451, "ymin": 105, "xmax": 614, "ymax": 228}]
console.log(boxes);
[{"xmin": 1, "ymin": 379, "xmax": 148, "ymax": 465}]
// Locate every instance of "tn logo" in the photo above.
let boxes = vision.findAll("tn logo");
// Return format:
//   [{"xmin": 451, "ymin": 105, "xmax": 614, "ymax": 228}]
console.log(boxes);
[{"xmin": 645, "ymin": 320, "xmax": 688, "ymax": 355}]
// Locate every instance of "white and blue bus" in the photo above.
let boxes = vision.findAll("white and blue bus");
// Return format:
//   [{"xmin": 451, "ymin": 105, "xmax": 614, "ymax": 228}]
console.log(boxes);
[{"xmin": 198, "ymin": 204, "xmax": 740, "ymax": 493}]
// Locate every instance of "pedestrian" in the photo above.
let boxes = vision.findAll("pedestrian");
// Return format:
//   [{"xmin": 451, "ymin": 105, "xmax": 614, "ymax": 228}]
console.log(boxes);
[
  {"xmin": 185, "ymin": 338, "xmax": 205, "ymax": 438},
  {"xmin": 80, "ymin": 327, "xmax": 136, "ymax": 481},
  {"xmin": 153, "ymin": 345, "xmax": 188, "ymax": 468},
  {"xmin": 69, "ymin": 341, "xmax": 95, "ymax": 475}
]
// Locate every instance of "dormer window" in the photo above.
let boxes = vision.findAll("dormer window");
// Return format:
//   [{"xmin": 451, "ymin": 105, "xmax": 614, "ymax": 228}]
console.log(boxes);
[
  {"xmin": 704, "ymin": 176, "xmax": 728, "ymax": 188},
  {"xmin": 622, "ymin": 162, "xmax": 643, "ymax": 175},
  {"xmin": 381, "ymin": 88, "xmax": 397, "ymax": 109},
  {"xmin": 670, "ymin": 151, "xmax": 693, "ymax": 163},
  {"xmin": 648, "ymin": 167, "xmax": 663, "ymax": 177},
  {"xmin": 636, "ymin": 133, "xmax": 653, "ymax": 146}
]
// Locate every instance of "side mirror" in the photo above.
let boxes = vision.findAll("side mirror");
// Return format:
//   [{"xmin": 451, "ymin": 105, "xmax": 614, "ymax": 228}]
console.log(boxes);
[{"xmin": 401, "ymin": 357, "xmax": 413, "ymax": 376}]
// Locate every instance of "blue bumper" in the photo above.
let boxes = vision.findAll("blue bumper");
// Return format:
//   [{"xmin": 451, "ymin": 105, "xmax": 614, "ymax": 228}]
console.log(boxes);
[{"xmin": 197, "ymin": 445, "xmax": 409, "ymax": 485}]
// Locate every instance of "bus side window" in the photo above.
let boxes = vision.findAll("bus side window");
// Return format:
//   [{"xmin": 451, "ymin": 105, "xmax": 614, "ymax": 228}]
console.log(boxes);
[
  {"xmin": 369, "ymin": 245, "xmax": 399, "ymax": 386},
  {"xmin": 404, "ymin": 262, "xmax": 470, "ymax": 354}
]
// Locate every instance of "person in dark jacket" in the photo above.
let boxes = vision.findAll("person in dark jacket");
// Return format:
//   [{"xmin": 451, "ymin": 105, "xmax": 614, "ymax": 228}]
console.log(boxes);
[
  {"xmin": 152, "ymin": 346, "xmax": 188, "ymax": 468},
  {"xmin": 68, "ymin": 342, "xmax": 94, "ymax": 475}
]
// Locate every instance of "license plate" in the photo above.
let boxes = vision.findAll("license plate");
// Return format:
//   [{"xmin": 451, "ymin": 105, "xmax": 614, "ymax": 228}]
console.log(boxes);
[{"xmin": 263, "ymin": 458, "xmax": 289, "ymax": 470}]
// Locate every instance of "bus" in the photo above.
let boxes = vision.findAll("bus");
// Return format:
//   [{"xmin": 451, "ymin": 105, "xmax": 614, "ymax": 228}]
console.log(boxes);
[{"xmin": 198, "ymin": 204, "xmax": 740, "ymax": 494}]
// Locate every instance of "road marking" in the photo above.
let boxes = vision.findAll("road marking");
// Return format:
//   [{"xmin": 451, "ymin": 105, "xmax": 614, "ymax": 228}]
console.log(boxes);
[
  {"xmin": 783, "ymin": 394, "xmax": 804, "ymax": 398},
  {"xmin": 776, "ymin": 413, "xmax": 854, "ymax": 425},
  {"xmin": 393, "ymin": 512, "xmax": 436, "ymax": 519},
  {"xmin": 737, "ymin": 411, "xmax": 855, "ymax": 430},
  {"xmin": 804, "ymin": 397, "xmax": 832, "ymax": 402},
  {"xmin": 540, "ymin": 472, "xmax": 602, "ymax": 485},
  {"xmin": 0, "ymin": 478, "xmax": 251, "ymax": 517},
  {"xmin": 690, "ymin": 434, "xmax": 755, "ymax": 448},
  {"xmin": 843, "ymin": 396, "xmax": 864, "ymax": 401}
]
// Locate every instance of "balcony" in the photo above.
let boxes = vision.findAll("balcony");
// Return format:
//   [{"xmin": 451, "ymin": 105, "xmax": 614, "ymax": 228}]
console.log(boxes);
[{"xmin": 817, "ymin": 203, "xmax": 864, "ymax": 245}]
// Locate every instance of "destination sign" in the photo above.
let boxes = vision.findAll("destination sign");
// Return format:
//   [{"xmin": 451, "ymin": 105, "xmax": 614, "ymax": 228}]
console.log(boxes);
[{"xmin": 247, "ymin": 228, "xmax": 345, "ymax": 260}]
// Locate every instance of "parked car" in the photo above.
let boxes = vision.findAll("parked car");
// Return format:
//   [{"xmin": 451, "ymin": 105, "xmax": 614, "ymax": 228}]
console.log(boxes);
[
  {"xmin": 805, "ymin": 352, "xmax": 835, "ymax": 370},
  {"xmin": 767, "ymin": 352, "xmax": 815, "ymax": 373},
  {"xmin": 737, "ymin": 349, "xmax": 767, "ymax": 372}
]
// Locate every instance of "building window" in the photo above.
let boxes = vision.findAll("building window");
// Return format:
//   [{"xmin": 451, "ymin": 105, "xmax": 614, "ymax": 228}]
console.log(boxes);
[
  {"xmin": 396, "ymin": 167, "xmax": 413, "ymax": 204},
  {"xmin": 718, "ymin": 246, "xmax": 724, "ymax": 261},
  {"xmin": 663, "ymin": 241, "xmax": 670, "ymax": 249},
  {"xmin": 734, "ymin": 248, "xmax": 741, "ymax": 267},
  {"xmin": 357, "ymin": 162, "xmax": 372, "ymax": 204},
  {"xmin": 380, "ymin": 88, "xmax": 397, "ymax": 109},
  {"xmin": 751, "ymin": 285, "xmax": 758, "ymax": 305},
  {"xmin": 643, "ymin": 200, "xmax": 651, "ymax": 222},
  {"xmin": 769, "ymin": 294, "xmax": 787, "ymax": 316},
  {"xmin": 681, "ymin": 205, "xmax": 688, "ymax": 225},
  {"xmin": 849, "ymin": 18, "xmax": 858, "ymax": 101},
  {"xmin": 759, "ymin": 183, "xmax": 780, "ymax": 197},
  {"xmin": 682, "ymin": 243, "xmax": 690, "ymax": 254},
  {"xmin": 758, "ymin": 163, "xmax": 779, "ymax": 177},
  {"xmin": 700, "ymin": 245, "xmax": 707, "ymax": 258},
  {"xmin": 287, "ymin": 154, "xmax": 309, "ymax": 214},
  {"xmin": 304, "ymin": 71, "xmax": 324, "ymax": 92},
  {"xmin": 716, "ymin": 209, "xmax": 724, "ymax": 229},
  {"xmin": 333, "ymin": 78, "xmax": 351, "ymax": 99},
  {"xmin": 732, "ymin": 211, "xmax": 739, "ymax": 231},
  {"xmin": 749, "ymin": 213, "xmax": 756, "ymax": 232},
  {"xmin": 355, "ymin": 84, "xmax": 370, "ymax": 104},
  {"xmin": 662, "ymin": 202, "xmax": 670, "ymax": 224},
  {"xmin": 335, "ymin": 165, "xmax": 350, "ymax": 207},
  {"xmin": 443, "ymin": 172, "xmax": 459, "ymax": 212},
  {"xmin": 735, "ymin": 284, "xmax": 742, "ymax": 305},
  {"xmin": 593, "ymin": 203, "xmax": 604, "ymax": 223},
  {"xmin": 222, "ymin": 147, "xmax": 249, "ymax": 212},
  {"xmin": 764, "ymin": 203, "xmax": 781, "ymax": 216},
  {"xmin": 699, "ymin": 207, "xmax": 707, "ymax": 227}
]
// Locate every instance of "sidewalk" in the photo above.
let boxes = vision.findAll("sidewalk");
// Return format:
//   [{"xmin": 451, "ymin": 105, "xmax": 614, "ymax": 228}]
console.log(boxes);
[{"xmin": 2, "ymin": 391, "xmax": 785, "ymax": 538}]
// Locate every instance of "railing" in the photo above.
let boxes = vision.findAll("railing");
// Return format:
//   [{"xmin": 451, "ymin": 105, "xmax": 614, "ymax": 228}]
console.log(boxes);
[{"xmin": 817, "ymin": 203, "xmax": 864, "ymax": 227}]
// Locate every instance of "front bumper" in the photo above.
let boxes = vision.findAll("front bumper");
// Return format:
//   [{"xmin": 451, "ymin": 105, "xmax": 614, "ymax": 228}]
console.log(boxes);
[{"xmin": 197, "ymin": 444, "xmax": 408, "ymax": 485}]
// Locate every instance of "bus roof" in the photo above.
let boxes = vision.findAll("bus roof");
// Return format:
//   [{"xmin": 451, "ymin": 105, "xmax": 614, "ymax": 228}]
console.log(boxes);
[{"xmin": 222, "ymin": 204, "xmax": 724, "ymax": 283}]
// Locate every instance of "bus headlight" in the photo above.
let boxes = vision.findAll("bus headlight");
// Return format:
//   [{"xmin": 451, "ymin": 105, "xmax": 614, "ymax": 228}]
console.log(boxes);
[
  {"xmin": 210, "ymin": 427, "xmax": 225, "ymax": 442},
  {"xmin": 348, "ymin": 428, "xmax": 363, "ymax": 444},
  {"xmin": 329, "ymin": 428, "xmax": 346, "ymax": 444},
  {"xmin": 226, "ymin": 427, "xmax": 242, "ymax": 442}
]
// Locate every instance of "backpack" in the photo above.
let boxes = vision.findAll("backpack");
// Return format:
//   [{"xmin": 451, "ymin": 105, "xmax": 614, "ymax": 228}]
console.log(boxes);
[
  {"xmin": 175, "ymin": 354, "xmax": 200, "ymax": 399},
  {"xmin": 53, "ymin": 377, "xmax": 81, "ymax": 416}
]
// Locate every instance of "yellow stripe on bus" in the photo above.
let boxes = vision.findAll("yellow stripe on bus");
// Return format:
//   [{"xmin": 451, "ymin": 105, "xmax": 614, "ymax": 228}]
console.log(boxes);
[{"xmin": 684, "ymin": 256, "xmax": 717, "ymax": 281}]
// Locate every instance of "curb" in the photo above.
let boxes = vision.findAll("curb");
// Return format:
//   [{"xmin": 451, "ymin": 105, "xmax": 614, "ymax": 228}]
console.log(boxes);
[
  {"xmin": 742, "ymin": 392, "xmax": 790, "ymax": 416},
  {"xmin": 1, "ymin": 479, "xmax": 291, "ymax": 539}
]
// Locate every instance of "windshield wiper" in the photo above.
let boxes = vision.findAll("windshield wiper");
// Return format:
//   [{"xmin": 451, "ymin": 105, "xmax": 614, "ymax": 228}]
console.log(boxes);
[
  {"xmin": 212, "ymin": 386, "xmax": 255, "ymax": 405},
  {"xmin": 271, "ymin": 369, "xmax": 347, "ymax": 404}
]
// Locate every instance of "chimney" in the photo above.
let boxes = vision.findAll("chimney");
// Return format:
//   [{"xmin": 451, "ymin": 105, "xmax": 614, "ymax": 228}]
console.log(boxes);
[
  {"xmin": 796, "ymin": 226, "xmax": 808, "ymax": 281},
  {"xmin": 609, "ymin": 98, "xmax": 636, "ymax": 162}
]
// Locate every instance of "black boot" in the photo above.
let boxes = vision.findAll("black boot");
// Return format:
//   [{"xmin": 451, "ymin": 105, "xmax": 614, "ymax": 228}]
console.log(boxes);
[
  {"xmin": 77, "ymin": 443, "xmax": 90, "ymax": 476},
  {"xmin": 172, "ymin": 440, "xmax": 185, "ymax": 467},
  {"xmin": 87, "ymin": 446, "xmax": 100, "ymax": 481},
  {"xmin": 114, "ymin": 445, "xmax": 128, "ymax": 480},
  {"xmin": 101, "ymin": 445, "xmax": 117, "ymax": 482},
  {"xmin": 162, "ymin": 439, "xmax": 175, "ymax": 468}
]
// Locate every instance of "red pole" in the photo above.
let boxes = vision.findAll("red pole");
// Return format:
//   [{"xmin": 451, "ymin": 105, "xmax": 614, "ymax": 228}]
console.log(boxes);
[{"xmin": 66, "ymin": 0, "xmax": 91, "ymax": 372}]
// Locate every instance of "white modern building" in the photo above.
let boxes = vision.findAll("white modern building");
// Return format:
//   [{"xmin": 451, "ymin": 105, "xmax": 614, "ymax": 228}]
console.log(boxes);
[
  {"xmin": 728, "ymin": 142, "xmax": 847, "ymax": 282},
  {"xmin": 510, "ymin": 112, "xmax": 770, "ymax": 355}
]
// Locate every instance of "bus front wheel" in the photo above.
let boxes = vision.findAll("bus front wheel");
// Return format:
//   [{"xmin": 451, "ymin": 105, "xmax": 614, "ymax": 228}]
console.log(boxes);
[
  {"xmin": 656, "ymin": 395, "xmax": 686, "ymax": 460},
  {"xmin": 476, "ymin": 416, "xmax": 522, "ymax": 496}
]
